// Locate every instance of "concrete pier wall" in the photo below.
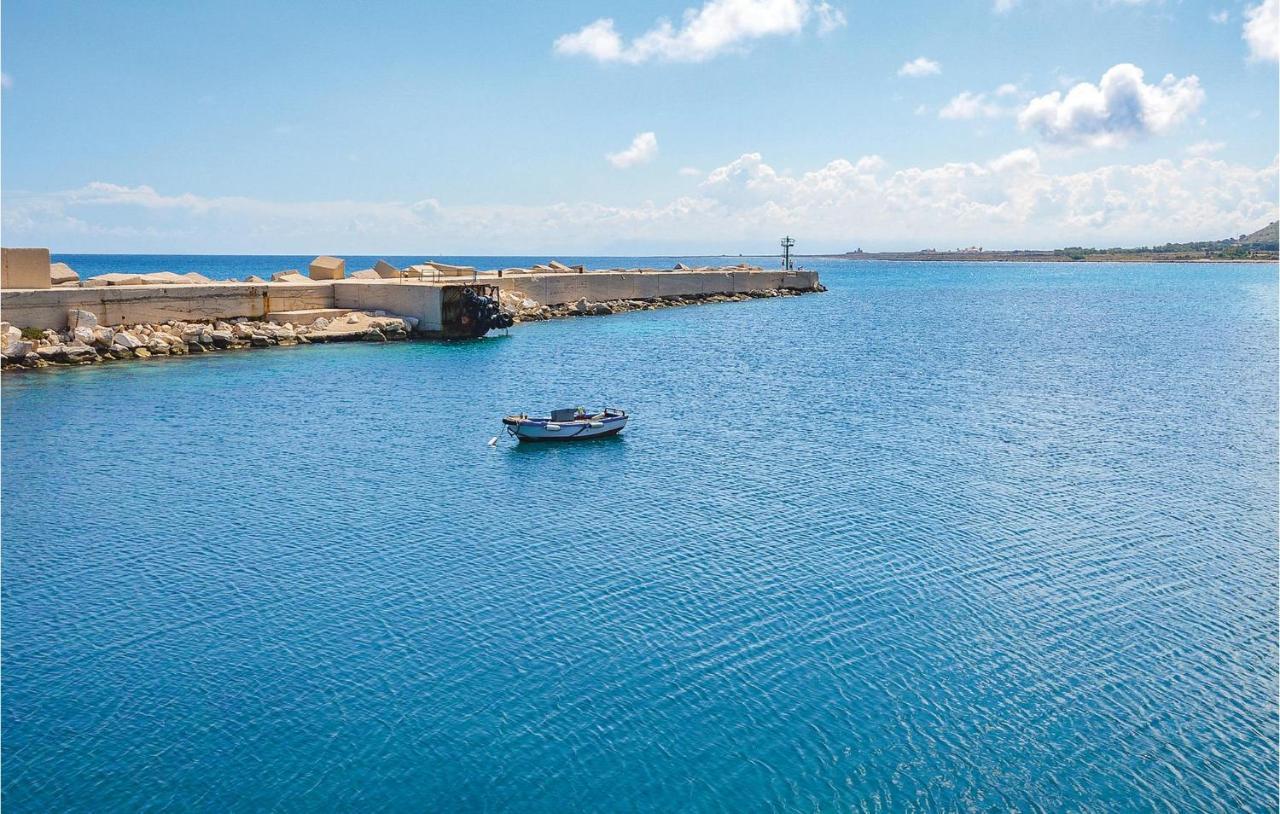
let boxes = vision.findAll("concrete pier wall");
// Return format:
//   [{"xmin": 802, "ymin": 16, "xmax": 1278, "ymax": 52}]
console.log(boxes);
[
  {"xmin": 1, "ymin": 269, "xmax": 819, "ymax": 331},
  {"xmin": 332, "ymin": 281, "xmax": 445, "ymax": 332},
  {"xmin": 1, "ymin": 283, "xmax": 332, "ymax": 330}
]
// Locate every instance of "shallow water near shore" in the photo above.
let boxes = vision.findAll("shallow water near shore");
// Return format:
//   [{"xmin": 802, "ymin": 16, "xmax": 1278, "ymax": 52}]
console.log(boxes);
[{"xmin": 3, "ymin": 259, "xmax": 1277, "ymax": 811}]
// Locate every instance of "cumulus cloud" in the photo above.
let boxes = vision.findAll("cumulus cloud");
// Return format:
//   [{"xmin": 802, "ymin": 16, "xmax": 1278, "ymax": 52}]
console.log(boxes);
[
  {"xmin": 1243, "ymin": 0, "xmax": 1278, "ymax": 61},
  {"xmin": 5, "ymin": 151, "xmax": 1275, "ymax": 253},
  {"xmin": 606, "ymin": 132, "xmax": 659, "ymax": 168},
  {"xmin": 938, "ymin": 83, "xmax": 1027, "ymax": 120},
  {"xmin": 1017, "ymin": 63, "xmax": 1204, "ymax": 148},
  {"xmin": 897, "ymin": 57, "xmax": 941, "ymax": 77},
  {"xmin": 1185, "ymin": 140, "xmax": 1226, "ymax": 157},
  {"xmin": 553, "ymin": 0, "xmax": 843, "ymax": 64},
  {"xmin": 939, "ymin": 92, "xmax": 1004, "ymax": 120}
]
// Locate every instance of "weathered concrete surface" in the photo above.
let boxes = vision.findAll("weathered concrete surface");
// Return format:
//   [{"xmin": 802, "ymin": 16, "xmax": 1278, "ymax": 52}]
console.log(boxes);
[
  {"xmin": 2, "ymin": 248, "xmax": 52, "ymax": 289},
  {"xmin": 332, "ymin": 280, "xmax": 445, "ymax": 331},
  {"xmin": 1, "ymin": 282, "xmax": 333, "ymax": 329}
]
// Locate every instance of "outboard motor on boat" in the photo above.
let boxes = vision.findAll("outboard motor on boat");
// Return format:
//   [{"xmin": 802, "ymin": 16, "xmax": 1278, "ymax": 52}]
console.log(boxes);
[{"xmin": 460, "ymin": 287, "xmax": 515, "ymax": 337}]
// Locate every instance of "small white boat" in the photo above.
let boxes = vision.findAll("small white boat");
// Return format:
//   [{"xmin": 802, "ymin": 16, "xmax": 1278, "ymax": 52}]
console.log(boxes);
[{"xmin": 502, "ymin": 407, "xmax": 628, "ymax": 441}]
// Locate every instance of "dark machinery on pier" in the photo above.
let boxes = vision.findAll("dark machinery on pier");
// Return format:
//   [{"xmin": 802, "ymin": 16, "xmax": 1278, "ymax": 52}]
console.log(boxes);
[{"xmin": 441, "ymin": 284, "xmax": 514, "ymax": 338}]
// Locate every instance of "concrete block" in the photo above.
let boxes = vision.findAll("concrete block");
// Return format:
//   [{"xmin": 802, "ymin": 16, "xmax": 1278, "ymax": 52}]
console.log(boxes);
[
  {"xmin": 374, "ymin": 260, "xmax": 401, "ymax": 279},
  {"xmin": 2, "ymin": 248, "xmax": 52, "ymax": 289},
  {"xmin": 547, "ymin": 260, "xmax": 572, "ymax": 272},
  {"xmin": 50, "ymin": 262, "xmax": 79, "ymax": 285},
  {"xmin": 139, "ymin": 272, "xmax": 193, "ymax": 284},
  {"xmin": 85, "ymin": 273, "xmax": 145, "ymax": 287},
  {"xmin": 427, "ymin": 262, "xmax": 477, "ymax": 277},
  {"xmin": 309, "ymin": 256, "xmax": 346, "ymax": 280},
  {"xmin": 350, "ymin": 269, "xmax": 381, "ymax": 280}
]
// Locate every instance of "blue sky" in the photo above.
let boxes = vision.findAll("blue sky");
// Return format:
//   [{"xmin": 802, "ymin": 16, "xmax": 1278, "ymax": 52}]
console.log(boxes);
[{"xmin": 1, "ymin": 0, "xmax": 1276, "ymax": 253}]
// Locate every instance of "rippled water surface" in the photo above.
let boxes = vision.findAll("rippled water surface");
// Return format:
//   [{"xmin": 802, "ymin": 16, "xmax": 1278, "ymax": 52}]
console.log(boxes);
[{"xmin": 4, "ymin": 260, "xmax": 1277, "ymax": 812}]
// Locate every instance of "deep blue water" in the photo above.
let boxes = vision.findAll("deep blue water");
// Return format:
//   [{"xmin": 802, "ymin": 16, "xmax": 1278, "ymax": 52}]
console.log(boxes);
[{"xmin": 3, "ymin": 259, "xmax": 1277, "ymax": 812}]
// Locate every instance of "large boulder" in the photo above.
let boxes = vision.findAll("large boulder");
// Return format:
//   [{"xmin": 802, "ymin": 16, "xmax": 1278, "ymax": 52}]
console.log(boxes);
[
  {"xmin": 91, "ymin": 326, "xmax": 116, "ymax": 347},
  {"xmin": 67, "ymin": 308, "xmax": 98, "ymax": 330},
  {"xmin": 73, "ymin": 327, "xmax": 94, "ymax": 345},
  {"xmin": 50, "ymin": 262, "xmax": 79, "ymax": 285},
  {"xmin": 63, "ymin": 342, "xmax": 98, "ymax": 363},
  {"xmin": 3, "ymin": 339, "xmax": 33, "ymax": 359},
  {"xmin": 1, "ymin": 323, "xmax": 20, "ymax": 353},
  {"xmin": 112, "ymin": 331, "xmax": 143, "ymax": 350}
]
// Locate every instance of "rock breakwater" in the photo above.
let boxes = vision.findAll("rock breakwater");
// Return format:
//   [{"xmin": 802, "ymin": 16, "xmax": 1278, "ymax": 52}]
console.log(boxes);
[
  {"xmin": 1, "ymin": 309, "xmax": 413, "ymax": 370},
  {"xmin": 501, "ymin": 285, "xmax": 825, "ymax": 322}
]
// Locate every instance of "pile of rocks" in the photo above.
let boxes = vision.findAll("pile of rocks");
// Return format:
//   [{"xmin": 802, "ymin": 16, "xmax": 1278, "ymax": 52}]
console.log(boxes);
[
  {"xmin": 1, "ymin": 309, "xmax": 413, "ymax": 370},
  {"xmin": 500, "ymin": 286, "xmax": 823, "ymax": 323}
]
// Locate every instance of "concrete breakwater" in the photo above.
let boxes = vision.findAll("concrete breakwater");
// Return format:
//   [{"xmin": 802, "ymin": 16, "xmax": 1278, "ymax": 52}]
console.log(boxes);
[
  {"xmin": 1, "ymin": 286, "xmax": 818, "ymax": 370},
  {"xmin": 0, "ymin": 256, "xmax": 824, "ymax": 369}
]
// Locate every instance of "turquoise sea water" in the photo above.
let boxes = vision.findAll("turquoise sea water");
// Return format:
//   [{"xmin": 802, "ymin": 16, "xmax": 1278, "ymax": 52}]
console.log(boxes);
[{"xmin": 3, "ymin": 259, "xmax": 1277, "ymax": 811}]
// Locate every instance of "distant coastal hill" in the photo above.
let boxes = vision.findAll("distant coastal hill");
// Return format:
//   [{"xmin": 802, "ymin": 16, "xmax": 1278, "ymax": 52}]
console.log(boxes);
[{"xmin": 817, "ymin": 221, "xmax": 1279, "ymax": 263}]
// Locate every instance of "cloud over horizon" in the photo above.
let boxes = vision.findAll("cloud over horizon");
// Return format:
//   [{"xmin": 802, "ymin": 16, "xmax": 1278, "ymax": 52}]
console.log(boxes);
[
  {"xmin": 7, "ymin": 150, "xmax": 1274, "ymax": 254},
  {"xmin": 553, "ymin": 0, "xmax": 844, "ymax": 64}
]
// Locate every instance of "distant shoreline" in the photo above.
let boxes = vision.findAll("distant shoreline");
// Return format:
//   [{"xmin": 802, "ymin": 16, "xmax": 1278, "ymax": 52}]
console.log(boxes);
[{"xmin": 805, "ymin": 252, "xmax": 1278, "ymax": 264}]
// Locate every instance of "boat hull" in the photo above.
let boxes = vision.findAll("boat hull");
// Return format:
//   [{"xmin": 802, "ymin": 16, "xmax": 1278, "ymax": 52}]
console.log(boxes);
[{"xmin": 503, "ymin": 412, "xmax": 628, "ymax": 441}]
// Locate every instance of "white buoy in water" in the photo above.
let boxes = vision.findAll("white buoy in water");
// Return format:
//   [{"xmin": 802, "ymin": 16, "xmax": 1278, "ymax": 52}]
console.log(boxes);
[{"xmin": 488, "ymin": 436, "xmax": 499, "ymax": 446}]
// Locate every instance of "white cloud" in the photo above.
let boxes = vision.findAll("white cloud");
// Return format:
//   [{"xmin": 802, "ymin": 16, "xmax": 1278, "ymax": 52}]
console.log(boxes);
[
  {"xmin": 1243, "ymin": 0, "xmax": 1279, "ymax": 61},
  {"xmin": 1185, "ymin": 140, "xmax": 1226, "ymax": 157},
  {"xmin": 1, "ymin": 73, "xmax": 12, "ymax": 90},
  {"xmin": 606, "ymin": 132, "xmax": 659, "ymax": 168},
  {"xmin": 553, "ymin": 0, "xmax": 843, "ymax": 64},
  {"xmin": 5, "ymin": 151, "xmax": 1275, "ymax": 253},
  {"xmin": 1017, "ymin": 63, "xmax": 1204, "ymax": 148},
  {"xmin": 993, "ymin": 0, "xmax": 1020, "ymax": 14},
  {"xmin": 814, "ymin": 2, "xmax": 847, "ymax": 34},
  {"xmin": 897, "ymin": 57, "xmax": 941, "ymax": 77},
  {"xmin": 938, "ymin": 83, "xmax": 1028, "ymax": 120},
  {"xmin": 939, "ymin": 91, "xmax": 1005, "ymax": 120},
  {"xmin": 1210, "ymin": 9, "xmax": 1230, "ymax": 23},
  {"xmin": 678, "ymin": 166, "xmax": 703, "ymax": 176}
]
